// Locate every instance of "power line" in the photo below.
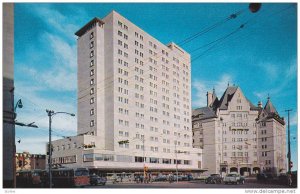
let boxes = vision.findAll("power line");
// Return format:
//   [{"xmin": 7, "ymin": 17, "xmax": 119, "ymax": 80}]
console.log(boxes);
[
  {"xmin": 74, "ymin": 9, "xmax": 246, "ymax": 101},
  {"xmin": 190, "ymin": 4, "xmax": 295, "ymax": 62},
  {"xmin": 178, "ymin": 10, "xmax": 245, "ymax": 46},
  {"xmin": 192, "ymin": 23, "xmax": 246, "ymax": 62}
]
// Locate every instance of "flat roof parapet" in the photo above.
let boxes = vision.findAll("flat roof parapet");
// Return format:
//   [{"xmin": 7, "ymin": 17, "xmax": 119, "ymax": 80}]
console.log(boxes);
[{"xmin": 75, "ymin": 17, "xmax": 105, "ymax": 37}]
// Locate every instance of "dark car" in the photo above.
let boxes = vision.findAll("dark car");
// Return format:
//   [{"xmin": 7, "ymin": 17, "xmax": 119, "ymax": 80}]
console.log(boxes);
[
  {"xmin": 257, "ymin": 173, "xmax": 274, "ymax": 182},
  {"xmin": 90, "ymin": 175, "xmax": 107, "ymax": 186},
  {"xmin": 205, "ymin": 174, "xmax": 223, "ymax": 184},
  {"xmin": 181, "ymin": 174, "xmax": 194, "ymax": 181},
  {"xmin": 256, "ymin": 173, "xmax": 268, "ymax": 181}
]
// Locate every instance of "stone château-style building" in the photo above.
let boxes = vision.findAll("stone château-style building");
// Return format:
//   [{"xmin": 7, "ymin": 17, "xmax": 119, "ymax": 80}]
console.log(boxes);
[{"xmin": 192, "ymin": 85, "xmax": 286, "ymax": 176}]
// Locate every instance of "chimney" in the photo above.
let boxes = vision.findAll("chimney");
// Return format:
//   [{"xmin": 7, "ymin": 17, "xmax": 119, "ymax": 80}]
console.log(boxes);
[
  {"xmin": 207, "ymin": 91, "xmax": 213, "ymax": 107},
  {"xmin": 258, "ymin": 101, "xmax": 262, "ymax": 108}
]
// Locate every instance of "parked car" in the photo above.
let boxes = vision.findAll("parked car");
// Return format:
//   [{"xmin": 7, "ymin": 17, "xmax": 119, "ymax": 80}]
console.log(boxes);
[
  {"xmin": 181, "ymin": 174, "xmax": 194, "ymax": 181},
  {"xmin": 256, "ymin": 173, "xmax": 268, "ymax": 181},
  {"xmin": 90, "ymin": 175, "xmax": 107, "ymax": 186},
  {"xmin": 205, "ymin": 174, "xmax": 223, "ymax": 184},
  {"xmin": 224, "ymin": 173, "xmax": 245, "ymax": 184},
  {"xmin": 173, "ymin": 175, "xmax": 183, "ymax": 181},
  {"xmin": 154, "ymin": 175, "xmax": 167, "ymax": 182}
]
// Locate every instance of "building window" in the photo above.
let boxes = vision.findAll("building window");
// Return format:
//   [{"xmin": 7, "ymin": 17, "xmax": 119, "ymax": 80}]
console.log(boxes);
[
  {"xmin": 90, "ymin": 109, "xmax": 94, "ymax": 116},
  {"xmin": 90, "ymin": 32, "xmax": 94, "ymax": 39},
  {"xmin": 162, "ymin": 158, "xmax": 171, "ymax": 164},
  {"xmin": 90, "ymin": 120, "xmax": 94, "ymax": 127},
  {"xmin": 135, "ymin": 156, "xmax": 144, "ymax": 163},
  {"xmin": 90, "ymin": 88, "xmax": 94, "ymax": 95},
  {"xmin": 90, "ymin": 60, "xmax": 94, "ymax": 67},
  {"xmin": 90, "ymin": 50, "xmax": 94, "ymax": 58},
  {"xmin": 90, "ymin": 41, "xmax": 94, "ymax": 48},
  {"xmin": 150, "ymin": 157, "xmax": 159, "ymax": 163},
  {"xmin": 118, "ymin": 21, "xmax": 123, "ymax": 27},
  {"xmin": 90, "ymin": 69, "xmax": 94, "ymax": 76},
  {"xmin": 90, "ymin": 97, "xmax": 94, "ymax": 104},
  {"xmin": 118, "ymin": 40, "xmax": 122, "ymax": 46},
  {"xmin": 90, "ymin": 79, "xmax": 94, "ymax": 86}
]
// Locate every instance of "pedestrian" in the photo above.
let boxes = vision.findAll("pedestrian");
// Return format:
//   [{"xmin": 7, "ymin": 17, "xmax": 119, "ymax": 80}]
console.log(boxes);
[
  {"xmin": 168, "ymin": 173, "xmax": 173, "ymax": 183},
  {"xmin": 288, "ymin": 173, "xmax": 292, "ymax": 186}
]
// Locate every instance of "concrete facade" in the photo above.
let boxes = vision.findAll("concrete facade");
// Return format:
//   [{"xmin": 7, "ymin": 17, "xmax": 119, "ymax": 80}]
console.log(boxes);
[
  {"xmin": 51, "ymin": 11, "xmax": 202, "ymax": 172},
  {"xmin": 192, "ymin": 86, "xmax": 286, "ymax": 176},
  {"xmin": 3, "ymin": 3, "xmax": 15, "ymax": 188}
]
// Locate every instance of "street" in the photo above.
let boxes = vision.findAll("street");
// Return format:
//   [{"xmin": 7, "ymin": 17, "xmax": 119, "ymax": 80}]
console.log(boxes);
[{"xmin": 86, "ymin": 180, "xmax": 292, "ymax": 189}]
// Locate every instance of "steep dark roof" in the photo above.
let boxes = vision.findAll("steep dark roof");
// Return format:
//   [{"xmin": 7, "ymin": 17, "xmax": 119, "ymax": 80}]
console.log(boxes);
[
  {"xmin": 192, "ymin": 107, "xmax": 217, "ymax": 120},
  {"xmin": 262, "ymin": 98, "xmax": 285, "ymax": 125},
  {"xmin": 218, "ymin": 86, "xmax": 238, "ymax": 110},
  {"xmin": 264, "ymin": 98, "xmax": 279, "ymax": 115},
  {"xmin": 216, "ymin": 86, "xmax": 259, "ymax": 111}
]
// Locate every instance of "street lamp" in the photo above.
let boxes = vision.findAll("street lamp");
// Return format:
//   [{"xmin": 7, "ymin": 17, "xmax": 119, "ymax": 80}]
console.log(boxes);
[
  {"xmin": 14, "ymin": 99, "xmax": 23, "ymax": 112},
  {"xmin": 46, "ymin": 110, "xmax": 75, "ymax": 188}
]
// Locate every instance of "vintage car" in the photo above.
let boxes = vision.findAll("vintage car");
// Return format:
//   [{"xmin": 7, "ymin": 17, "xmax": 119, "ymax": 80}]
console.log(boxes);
[
  {"xmin": 224, "ymin": 173, "xmax": 245, "ymax": 184},
  {"xmin": 90, "ymin": 175, "xmax": 107, "ymax": 186},
  {"xmin": 205, "ymin": 174, "xmax": 223, "ymax": 184}
]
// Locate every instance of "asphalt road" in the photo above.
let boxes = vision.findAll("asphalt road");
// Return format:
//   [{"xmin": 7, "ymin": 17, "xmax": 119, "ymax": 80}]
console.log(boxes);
[{"xmin": 86, "ymin": 180, "xmax": 293, "ymax": 189}]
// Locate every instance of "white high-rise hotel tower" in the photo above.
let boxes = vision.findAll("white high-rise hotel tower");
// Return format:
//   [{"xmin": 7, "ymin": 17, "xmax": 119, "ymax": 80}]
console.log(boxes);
[{"xmin": 50, "ymin": 11, "xmax": 202, "ymax": 173}]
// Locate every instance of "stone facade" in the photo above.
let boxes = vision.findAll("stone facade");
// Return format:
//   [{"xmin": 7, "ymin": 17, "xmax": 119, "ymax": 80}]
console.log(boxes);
[{"xmin": 192, "ymin": 86, "xmax": 286, "ymax": 176}]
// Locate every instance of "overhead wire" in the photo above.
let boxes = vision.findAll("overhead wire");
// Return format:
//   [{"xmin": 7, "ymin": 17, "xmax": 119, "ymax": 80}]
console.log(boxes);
[
  {"xmin": 190, "ymin": 4, "xmax": 295, "ymax": 62},
  {"xmin": 74, "ymin": 8, "xmax": 246, "ymax": 102}
]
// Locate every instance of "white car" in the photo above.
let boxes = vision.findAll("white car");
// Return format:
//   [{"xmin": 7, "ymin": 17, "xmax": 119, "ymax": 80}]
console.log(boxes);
[{"xmin": 224, "ymin": 173, "xmax": 245, "ymax": 184}]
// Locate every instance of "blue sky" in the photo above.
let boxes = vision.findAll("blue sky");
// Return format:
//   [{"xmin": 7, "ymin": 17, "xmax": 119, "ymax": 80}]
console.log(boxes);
[{"xmin": 14, "ymin": 3, "xmax": 297, "ymax": 170}]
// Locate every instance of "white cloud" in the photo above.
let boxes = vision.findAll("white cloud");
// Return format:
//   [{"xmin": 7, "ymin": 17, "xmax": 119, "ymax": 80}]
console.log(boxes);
[
  {"xmin": 286, "ymin": 58, "xmax": 297, "ymax": 79},
  {"xmin": 45, "ymin": 32, "xmax": 77, "ymax": 69},
  {"xmin": 32, "ymin": 5, "xmax": 82, "ymax": 41},
  {"xmin": 290, "ymin": 112, "xmax": 297, "ymax": 126},
  {"xmin": 192, "ymin": 80, "xmax": 207, "ymax": 108},
  {"xmin": 215, "ymin": 74, "xmax": 233, "ymax": 97},
  {"xmin": 14, "ymin": 82, "xmax": 77, "ymax": 133},
  {"xmin": 257, "ymin": 62, "xmax": 279, "ymax": 80},
  {"xmin": 16, "ymin": 136, "xmax": 49, "ymax": 154},
  {"xmin": 253, "ymin": 59, "xmax": 297, "ymax": 99},
  {"xmin": 192, "ymin": 74, "xmax": 233, "ymax": 108}
]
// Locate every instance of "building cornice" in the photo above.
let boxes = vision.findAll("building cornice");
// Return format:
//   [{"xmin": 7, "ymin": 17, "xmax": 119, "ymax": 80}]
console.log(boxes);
[{"xmin": 75, "ymin": 17, "xmax": 105, "ymax": 37}]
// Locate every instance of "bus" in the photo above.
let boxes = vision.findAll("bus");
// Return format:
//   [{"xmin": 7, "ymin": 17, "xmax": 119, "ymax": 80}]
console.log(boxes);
[
  {"xmin": 51, "ymin": 168, "xmax": 90, "ymax": 188},
  {"xmin": 16, "ymin": 169, "xmax": 47, "ymax": 188}
]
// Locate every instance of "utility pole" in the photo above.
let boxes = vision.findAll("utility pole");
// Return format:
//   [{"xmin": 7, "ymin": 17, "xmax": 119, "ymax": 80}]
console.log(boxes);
[
  {"xmin": 46, "ymin": 110, "xmax": 75, "ymax": 188},
  {"xmin": 175, "ymin": 142, "xmax": 178, "ymax": 183},
  {"xmin": 142, "ymin": 136, "xmax": 146, "ymax": 182},
  {"xmin": 47, "ymin": 109, "xmax": 53, "ymax": 188},
  {"xmin": 285, "ymin": 109, "xmax": 292, "ymax": 174}
]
